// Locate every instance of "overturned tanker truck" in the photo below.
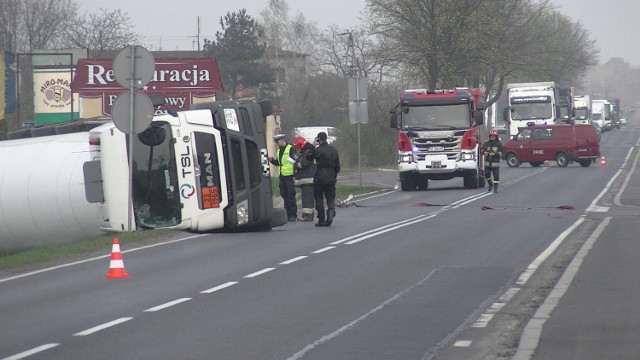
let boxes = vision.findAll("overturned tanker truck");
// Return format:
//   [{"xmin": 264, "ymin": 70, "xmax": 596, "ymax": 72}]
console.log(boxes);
[{"xmin": 0, "ymin": 98, "xmax": 283, "ymax": 251}]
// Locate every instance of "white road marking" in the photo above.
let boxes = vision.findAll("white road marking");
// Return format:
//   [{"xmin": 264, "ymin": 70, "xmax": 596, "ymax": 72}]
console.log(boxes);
[
  {"xmin": 287, "ymin": 269, "xmax": 438, "ymax": 360},
  {"xmin": 73, "ymin": 317, "xmax": 133, "ymax": 336},
  {"xmin": 144, "ymin": 298, "xmax": 192, "ymax": 312},
  {"xmin": 453, "ymin": 340, "xmax": 473, "ymax": 347},
  {"xmin": 201, "ymin": 281, "xmax": 238, "ymax": 294},
  {"xmin": 471, "ymin": 313, "xmax": 494, "ymax": 328},
  {"xmin": 345, "ymin": 215, "xmax": 437, "ymax": 245},
  {"xmin": 516, "ymin": 217, "xmax": 585, "ymax": 286},
  {"xmin": 3, "ymin": 343, "xmax": 59, "ymax": 360},
  {"xmin": 280, "ymin": 256, "xmax": 308, "ymax": 265},
  {"xmin": 614, "ymin": 146, "xmax": 640, "ymax": 206},
  {"xmin": 331, "ymin": 215, "xmax": 427, "ymax": 245},
  {"xmin": 244, "ymin": 268, "xmax": 276, "ymax": 278},
  {"xmin": 312, "ymin": 247, "xmax": 335, "ymax": 254},
  {"xmin": 513, "ymin": 217, "xmax": 612, "ymax": 360}
]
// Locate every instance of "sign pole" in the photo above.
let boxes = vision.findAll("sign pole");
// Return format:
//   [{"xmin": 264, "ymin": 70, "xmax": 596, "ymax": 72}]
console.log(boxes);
[{"xmin": 127, "ymin": 46, "xmax": 136, "ymax": 232}]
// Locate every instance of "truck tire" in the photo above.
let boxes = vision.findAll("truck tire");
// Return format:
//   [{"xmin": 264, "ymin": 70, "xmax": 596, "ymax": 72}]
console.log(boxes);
[
  {"xmin": 417, "ymin": 176, "xmax": 429, "ymax": 190},
  {"xmin": 258, "ymin": 100, "xmax": 273, "ymax": 117},
  {"xmin": 506, "ymin": 153, "xmax": 520, "ymax": 167},
  {"xmin": 463, "ymin": 170, "xmax": 479, "ymax": 189},
  {"xmin": 269, "ymin": 207, "xmax": 288, "ymax": 227},
  {"xmin": 399, "ymin": 173, "xmax": 415, "ymax": 191},
  {"xmin": 555, "ymin": 152, "xmax": 569, "ymax": 167}
]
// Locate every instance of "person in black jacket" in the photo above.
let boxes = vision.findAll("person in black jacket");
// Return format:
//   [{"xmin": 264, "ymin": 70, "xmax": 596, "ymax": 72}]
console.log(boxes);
[
  {"xmin": 293, "ymin": 136, "xmax": 317, "ymax": 221},
  {"xmin": 307, "ymin": 132, "xmax": 340, "ymax": 227},
  {"xmin": 482, "ymin": 129, "xmax": 503, "ymax": 193}
]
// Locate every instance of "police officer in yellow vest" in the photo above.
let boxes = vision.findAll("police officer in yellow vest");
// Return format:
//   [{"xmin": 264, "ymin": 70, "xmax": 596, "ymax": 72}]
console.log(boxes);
[{"xmin": 269, "ymin": 134, "xmax": 298, "ymax": 221}]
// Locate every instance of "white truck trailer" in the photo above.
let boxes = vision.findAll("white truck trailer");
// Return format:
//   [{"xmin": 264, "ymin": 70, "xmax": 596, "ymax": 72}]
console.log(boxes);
[{"xmin": 0, "ymin": 98, "xmax": 280, "ymax": 251}]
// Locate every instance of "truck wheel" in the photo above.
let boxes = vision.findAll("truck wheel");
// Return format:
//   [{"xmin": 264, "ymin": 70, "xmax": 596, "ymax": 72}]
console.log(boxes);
[
  {"xmin": 506, "ymin": 153, "xmax": 520, "ymax": 167},
  {"xmin": 578, "ymin": 159, "xmax": 592, "ymax": 167},
  {"xmin": 463, "ymin": 170, "xmax": 479, "ymax": 189},
  {"xmin": 417, "ymin": 177, "xmax": 429, "ymax": 190},
  {"xmin": 556, "ymin": 153, "xmax": 569, "ymax": 167},
  {"xmin": 269, "ymin": 207, "xmax": 288, "ymax": 227},
  {"xmin": 399, "ymin": 173, "xmax": 415, "ymax": 191},
  {"xmin": 258, "ymin": 100, "xmax": 273, "ymax": 117}
]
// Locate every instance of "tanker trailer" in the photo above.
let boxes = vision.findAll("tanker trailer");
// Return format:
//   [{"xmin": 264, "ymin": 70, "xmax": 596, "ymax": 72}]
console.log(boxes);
[{"xmin": 0, "ymin": 130, "xmax": 106, "ymax": 251}]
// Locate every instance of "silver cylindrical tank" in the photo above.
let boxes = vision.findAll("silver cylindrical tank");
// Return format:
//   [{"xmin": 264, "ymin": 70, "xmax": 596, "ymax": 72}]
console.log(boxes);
[{"xmin": 0, "ymin": 132, "xmax": 105, "ymax": 251}]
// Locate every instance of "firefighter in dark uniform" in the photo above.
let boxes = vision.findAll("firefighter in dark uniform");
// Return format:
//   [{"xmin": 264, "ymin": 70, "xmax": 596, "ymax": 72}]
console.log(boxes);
[
  {"xmin": 307, "ymin": 132, "xmax": 340, "ymax": 227},
  {"xmin": 269, "ymin": 134, "xmax": 298, "ymax": 221},
  {"xmin": 482, "ymin": 129, "xmax": 503, "ymax": 193},
  {"xmin": 293, "ymin": 136, "xmax": 317, "ymax": 221}
]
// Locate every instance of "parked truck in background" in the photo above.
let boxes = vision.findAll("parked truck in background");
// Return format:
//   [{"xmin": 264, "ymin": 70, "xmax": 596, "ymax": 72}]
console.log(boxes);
[
  {"xmin": 573, "ymin": 95, "xmax": 591, "ymax": 125},
  {"xmin": 389, "ymin": 88, "xmax": 486, "ymax": 191},
  {"xmin": 503, "ymin": 82, "xmax": 561, "ymax": 136},
  {"xmin": 557, "ymin": 87, "xmax": 574, "ymax": 124},
  {"xmin": 0, "ymin": 98, "xmax": 279, "ymax": 251},
  {"xmin": 609, "ymin": 98, "xmax": 621, "ymax": 129},
  {"xmin": 591, "ymin": 99, "xmax": 611, "ymax": 131}
]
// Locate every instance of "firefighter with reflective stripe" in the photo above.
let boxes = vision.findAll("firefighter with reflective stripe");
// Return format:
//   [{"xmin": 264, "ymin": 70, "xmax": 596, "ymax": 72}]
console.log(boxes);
[
  {"xmin": 269, "ymin": 134, "xmax": 298, "ymax": 221},
  {"xmin": 293, "ymin": 136, "xmax": 317, "ymax": 221},
  {"xmin": 482, "ymin": 129, "xmax": 503, "ymax": 193}
]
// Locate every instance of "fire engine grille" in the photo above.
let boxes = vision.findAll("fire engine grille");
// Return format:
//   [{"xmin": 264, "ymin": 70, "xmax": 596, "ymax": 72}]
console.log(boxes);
[{"xmin": 412, "ymin": 130, "xmax": 467, "ymax": 161}]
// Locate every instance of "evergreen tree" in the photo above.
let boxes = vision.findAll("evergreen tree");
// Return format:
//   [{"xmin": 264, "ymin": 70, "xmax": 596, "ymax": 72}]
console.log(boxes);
[{"xmin": 204, "ymin": 9, "xmax": 274, "ymax": 99}]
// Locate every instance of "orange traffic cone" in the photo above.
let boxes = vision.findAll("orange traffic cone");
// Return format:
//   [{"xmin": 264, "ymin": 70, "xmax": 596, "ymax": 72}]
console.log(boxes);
[
  {"xmin": 600, "ymin": 156, "xmax": 607, "ymax": 167},
  {"xmin": 106, "ymin": 237, "xmax": 128, "ymax": 279}
]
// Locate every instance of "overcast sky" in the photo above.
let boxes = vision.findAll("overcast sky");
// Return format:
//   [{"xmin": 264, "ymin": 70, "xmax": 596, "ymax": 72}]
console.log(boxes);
[{"xmin": 80, "ymin": 0, "xmax": 639, "ymax": 66}]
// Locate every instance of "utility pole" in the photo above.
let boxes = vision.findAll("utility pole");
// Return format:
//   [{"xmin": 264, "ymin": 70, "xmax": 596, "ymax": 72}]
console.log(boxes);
[{"xmin": 340, "ymin": 30, "xmax": 368, "ymax": 188}]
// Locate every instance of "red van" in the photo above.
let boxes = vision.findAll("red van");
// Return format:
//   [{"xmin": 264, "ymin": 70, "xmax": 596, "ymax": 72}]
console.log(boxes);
[{"xmin": 503, "ymin": 124, "xmax": 600, "ymax": 167}]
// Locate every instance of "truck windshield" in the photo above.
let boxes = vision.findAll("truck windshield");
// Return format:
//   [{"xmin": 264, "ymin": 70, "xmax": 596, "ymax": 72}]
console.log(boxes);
[
  {"xmin": 402, "ymin": 104, "xmax": 470, "ymax": 128},
  {"xmin": 511, "ymin": 102, "xmax": 552, "ymax": 120},
  {"xmin": 574, "ymin": 109, "xmax": 588, "ymax": 120},
  {"xmin": 131, "ymin": 123, "xmax": 181, "ymax": 228}
]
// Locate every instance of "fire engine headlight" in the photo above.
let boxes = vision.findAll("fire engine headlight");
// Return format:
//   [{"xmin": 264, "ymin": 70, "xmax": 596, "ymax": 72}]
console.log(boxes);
[
  {"xmin": 460, "ymin": 152, "xmax": 475, "ymax": 160},
  {"xmin": 399, "ymin": 155, "xmax": 413, "ymax": 163},
  {"xmin": 237, "ymin": 200, "xmax": 249, "ymax": 226}
]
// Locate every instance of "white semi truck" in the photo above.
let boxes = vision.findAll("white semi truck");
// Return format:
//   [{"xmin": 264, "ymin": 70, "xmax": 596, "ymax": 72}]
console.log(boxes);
[
  {"xmin": 0, "ymin": 98, "xmax": 280, "ymax": 251},
  {"xmin": 573, "ymin": 95, "xmax": 591, "ymax": 125},
  {"xmin": 503, "ymin": 82, "xmax": 561, "ymax": 136},
  {"xmin": 591, "ymin": 99, "xmax": 611, "ymax": 131}
]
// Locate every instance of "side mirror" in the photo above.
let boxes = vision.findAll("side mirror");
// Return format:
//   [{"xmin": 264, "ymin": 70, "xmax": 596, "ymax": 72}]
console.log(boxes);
[
  {"xmin": 389, "ymin": 109, "xmax": 397, "ymax": 129},
  {"xmin": 554, "ymin": 104, "xmax": 561, "ymax": 120},
  {"xmin": 475, "ymin": 110, "xmax": 484, "ymax": 125},
  {"xmin": 502, "ymin": 107, "xmax": 511, "ymax": 123}
]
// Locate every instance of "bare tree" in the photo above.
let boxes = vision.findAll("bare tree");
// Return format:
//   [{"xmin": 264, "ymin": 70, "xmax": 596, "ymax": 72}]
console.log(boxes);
[{"xmin": 62, "ymin": 8, "xmax": 141, "ymax": 56}]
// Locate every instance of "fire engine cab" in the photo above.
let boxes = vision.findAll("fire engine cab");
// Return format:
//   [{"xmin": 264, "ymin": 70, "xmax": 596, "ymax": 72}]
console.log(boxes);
[{"xmin": 389, "ymin": 88, "xmax": 487, "ymax": 191}]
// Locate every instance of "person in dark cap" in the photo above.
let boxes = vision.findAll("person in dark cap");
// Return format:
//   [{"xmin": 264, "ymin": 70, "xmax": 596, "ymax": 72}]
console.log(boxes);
[
  {"xmin": 307, "ymin": 131, "xmax": 340, "ymax": 226},
  {"xmin": 269, "ymin": 133, "xmax": 298, "ymax": 221}
]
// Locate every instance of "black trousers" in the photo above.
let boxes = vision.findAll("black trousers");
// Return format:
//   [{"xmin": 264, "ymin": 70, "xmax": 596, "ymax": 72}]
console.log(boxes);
[
  {"xmin": 314, "ymin": 183, "xmax": 336, "ymax": 221},
  {"xmin": 279, "ymin": 176, "xmax": 297, "ymax": 218},
  {"xmin": 484, "ymin": 167, "xmax": 500, "ymax": 184}
]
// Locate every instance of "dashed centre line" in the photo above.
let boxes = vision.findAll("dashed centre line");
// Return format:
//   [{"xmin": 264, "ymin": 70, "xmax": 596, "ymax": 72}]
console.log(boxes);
[
  {"xmin": 201, "ymin": 281, "xmax": 238, "ymax": 294},
  {"xmin": 73, "ymin": 317, "xmax": 133, "ymax": 336},
  {"xmin": 144, "ymin": 298, "xmax": 192, "ymax": 312},
  {"xmin": 3, "ymin": 344, "xmax": 60, "ymax": 360},
  {"xmin": 244, "ymin": 268, "xmax": 276, "ymax": 278}
]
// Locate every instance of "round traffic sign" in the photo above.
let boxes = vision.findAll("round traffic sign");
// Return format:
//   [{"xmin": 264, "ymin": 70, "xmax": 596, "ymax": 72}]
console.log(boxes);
[
  {"xmin": 112, "ymin": 90, "xmax": 154, "ymax": 134},
  {"xmin": 113, "ymin": 45, "xmax": 155, "ymax": 89}
]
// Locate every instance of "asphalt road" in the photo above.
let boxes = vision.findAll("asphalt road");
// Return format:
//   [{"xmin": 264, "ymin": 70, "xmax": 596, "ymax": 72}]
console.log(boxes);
[{"xmin": 1, "ymin": 119, "xmax": 638, "ymax": 360}]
